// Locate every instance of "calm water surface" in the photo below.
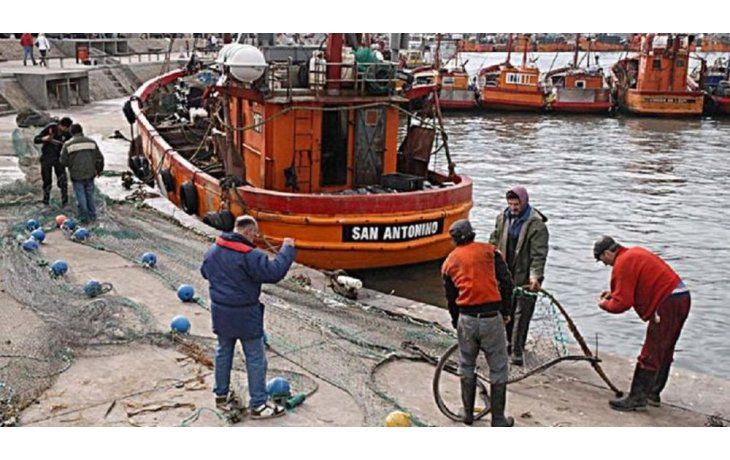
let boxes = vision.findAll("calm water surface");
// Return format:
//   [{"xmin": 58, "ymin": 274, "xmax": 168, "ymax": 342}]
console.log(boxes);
[{"xmin": 356, "ymin": 53, "xmax": 730, "ymax": 378}]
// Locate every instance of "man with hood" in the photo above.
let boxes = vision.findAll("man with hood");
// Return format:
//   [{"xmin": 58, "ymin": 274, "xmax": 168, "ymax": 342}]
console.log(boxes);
[{"xmin": 489, "ymin": 186, "xmax": 549, "ymax": 366}]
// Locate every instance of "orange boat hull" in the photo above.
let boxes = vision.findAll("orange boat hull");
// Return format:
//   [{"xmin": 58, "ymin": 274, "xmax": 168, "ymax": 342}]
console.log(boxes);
[
  {"xmin": 481, "ymin": 88, "xmax": 544, "ymax": 111},
  {"xmin": 625, "ymin": 90, "xmax": 704, "ymax": 116}
]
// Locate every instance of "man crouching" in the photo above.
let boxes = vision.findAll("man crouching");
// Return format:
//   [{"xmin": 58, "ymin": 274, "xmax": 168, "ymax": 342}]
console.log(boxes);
[
  {"xmin": 200, "ymin": 215, "xmax": 296, "ymax": 419},
  {"xmin": 442, "ymin": 219, "xmax": 515, "ymax": 426}
]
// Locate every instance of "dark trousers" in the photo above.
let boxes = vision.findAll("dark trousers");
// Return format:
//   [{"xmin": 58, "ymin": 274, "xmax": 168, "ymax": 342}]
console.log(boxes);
[
  {"xmin": 638, "ymin": 293, "xmax": 691, "ymax": 372},
  {"xmin": 506, "ymin": 294, "xmax": 536, "ymax": 357},
  {"xmin": 41, "ymin": 157, "xmax": 68, "ymax": 203}
]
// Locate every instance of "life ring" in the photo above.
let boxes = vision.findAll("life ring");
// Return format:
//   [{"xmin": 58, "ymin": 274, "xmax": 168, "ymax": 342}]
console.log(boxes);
[
  {"xmin": 160, "ymin": 168, "xmax": 176, "ymax": 194},
  {"xmin": 179, "ymin": 181, "xmax": 199, "ymax": 215}
]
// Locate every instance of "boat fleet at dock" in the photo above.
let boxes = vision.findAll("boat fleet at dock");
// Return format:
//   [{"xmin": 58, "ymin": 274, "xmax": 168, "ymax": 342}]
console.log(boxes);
[{"xmin": 412, "ymin": 33, "xmax": 730, "ymax": 116}]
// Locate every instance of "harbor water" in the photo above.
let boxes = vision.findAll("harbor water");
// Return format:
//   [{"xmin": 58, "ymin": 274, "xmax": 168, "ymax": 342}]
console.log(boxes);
[{"xmin": 355, "ymin": 52, "xmax": 730, "ymax": 380}]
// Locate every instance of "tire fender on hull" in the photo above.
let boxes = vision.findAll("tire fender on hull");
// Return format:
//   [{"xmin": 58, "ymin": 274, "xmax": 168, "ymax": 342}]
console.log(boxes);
[{"xmin": 180, "ymin": 181, "xmax": 199, "ymax": 215}]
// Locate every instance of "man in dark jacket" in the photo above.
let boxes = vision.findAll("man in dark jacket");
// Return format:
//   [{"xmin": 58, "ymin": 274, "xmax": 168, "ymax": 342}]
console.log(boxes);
[
  {"xmin": 489, "ymin": 186, "xmax": 549, "ymax": 366},
  {"xmin": 34, "ymin": 117, "xmax": 72, "ymax": 205},
  {"xmin": 442, "ymin": 219, "xmax": 515, "ymax": 427},
  {"xmin": 594, "ymin": 236, "xmax": 691, "ymax": 412},
  {"xmin": 200, "ymin": 215, "xmax": 296, "ymax": 419},
  {"xmin": 59, "ymin": 124, "xmax": 104, "ymax": 222}
]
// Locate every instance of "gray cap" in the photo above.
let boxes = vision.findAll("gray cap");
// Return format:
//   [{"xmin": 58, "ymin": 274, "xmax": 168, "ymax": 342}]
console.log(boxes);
[
  {"xmin": 449, "ymin": 219, "xmax": 476, "ymax": 244},
  {"xmin": 593, "ymin": 235, "xmax": 619, "ymax": 260}
]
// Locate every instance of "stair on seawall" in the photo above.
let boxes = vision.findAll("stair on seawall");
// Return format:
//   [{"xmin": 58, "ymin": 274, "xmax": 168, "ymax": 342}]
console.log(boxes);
[
  {"xmin": 101, "ymin": 67, "xmax": 132, "ymax": 96},
  {"xmin": 0, "ymin": 93, "xmax": 15, "ymax": 116}
]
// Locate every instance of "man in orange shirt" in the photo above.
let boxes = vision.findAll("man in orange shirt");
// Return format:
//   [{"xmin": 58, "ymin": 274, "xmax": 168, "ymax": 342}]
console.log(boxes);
[
  {"xmin": 442, "ymin": 219, "xmax": 515, "ymax": 426},
  {"xmin": 594, "ymin": 236, "xmax": 691, "ymax": 412}
]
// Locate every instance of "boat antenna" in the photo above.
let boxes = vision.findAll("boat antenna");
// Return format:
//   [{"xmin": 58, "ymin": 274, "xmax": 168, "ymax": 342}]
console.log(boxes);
[{"xmin": 573, "ymin": 33, "xmax": 580, "ymax": 68}]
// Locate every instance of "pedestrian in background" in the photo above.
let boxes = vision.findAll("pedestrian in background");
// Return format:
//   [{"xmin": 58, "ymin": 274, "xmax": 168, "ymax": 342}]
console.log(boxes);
[
  {"xmin": 36, "ymin": 33, "xmax": 50, "ymax": 67},
  {"xmin": 34, "ymin": 116, "xmax": 72, "ymax": 205},
  {"xmin": 20, "ymin": 33, "xmax": 36, "ymax": 66},
  {"xmin": 60, "ymin": 124, "xmax": 104, "ymax": 222}
]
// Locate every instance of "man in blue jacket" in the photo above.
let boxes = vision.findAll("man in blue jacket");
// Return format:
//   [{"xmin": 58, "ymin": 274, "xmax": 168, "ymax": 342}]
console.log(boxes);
[{"xmin": 200, "ymin": 215, "xmax": 296, "ymax": 419}]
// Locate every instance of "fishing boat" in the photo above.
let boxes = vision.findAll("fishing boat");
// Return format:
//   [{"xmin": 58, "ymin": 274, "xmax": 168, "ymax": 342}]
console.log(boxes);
[
  {"xmin": 610, "ymin": 33, "xmax": 704, "ymax": 116},
  {"xmin": 543, "ymin": 35, "xmax": 612, "ymax": 113},
  {"xmin": 694, "ymin": 57, "xmax": 730, "ymax": 115},
  {"xmin": 429, "ymin": 34, "xmax": 478, "ymax": 110},
  {"xmin": 477, "ymin": 34, "xmax": 544, "ymax": 111},
  {"xmin": 127, "ymin": 34, "xmax": 473, "ymax": 270}
]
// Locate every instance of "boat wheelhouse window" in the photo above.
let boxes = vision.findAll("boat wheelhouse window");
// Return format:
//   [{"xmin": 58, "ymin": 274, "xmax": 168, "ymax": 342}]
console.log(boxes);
[
  {"xmin": 506, "ymin": 73, "xmax": 532, "ymax": 85},
  {"xmin": 653, "ymin": 59, "xmax": 662, "ymax": 69},
  {"xmin": 575, "ymin": 80, "xmax": 586, "ymax": 89},
  {"xmin": 320, "ymin": 110, "xmax": 349, "ymax": 187}
]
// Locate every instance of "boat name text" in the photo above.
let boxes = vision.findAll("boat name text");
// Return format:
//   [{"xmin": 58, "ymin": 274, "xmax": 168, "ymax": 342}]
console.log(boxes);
[{"xmin": 342, "ymin": 219, "xmax": 444, "ymax": 243}]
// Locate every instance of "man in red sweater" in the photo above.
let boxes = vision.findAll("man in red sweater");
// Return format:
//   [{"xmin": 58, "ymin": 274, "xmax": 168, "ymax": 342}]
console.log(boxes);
[
  {"xmin": 19, "ymin": 33, "xmax": 37, "ymax": 66},
  {"xmin": 594, "ymin": 236, "xmax": 691, "ymax": 412}
]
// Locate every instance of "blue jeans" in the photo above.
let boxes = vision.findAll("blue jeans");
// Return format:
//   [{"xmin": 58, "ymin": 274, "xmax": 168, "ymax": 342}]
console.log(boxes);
[
  {"xmin": 23, "ymin": 46, "xmax": 36, "ymax": 65},
  {"xmin": 72, "ymin": 179, "xmax": 97, "ymax": 222},
  {"xmin": 214, "ymin": 335, "xmax": 268, "ymax": 408}
]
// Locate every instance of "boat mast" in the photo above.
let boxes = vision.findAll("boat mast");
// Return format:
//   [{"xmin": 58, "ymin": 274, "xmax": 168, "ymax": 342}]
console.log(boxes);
[
  {"xmin": 573, "ymin": 33, "xmax": 580, "ymax": 68},
  {"xmin": 506, "ymin": 33, "xmax": 513, "ymax": 65},
  {"xmin": 325, "ymin": 34, "xmax": 343, "ymax": 90},
  {"xmin": 435, "ymin": 33, "xmax": 442, "ymax": 70},
  {"xmin": 522, "ymin": 34, "xmax": 529, "ymax": 68}
]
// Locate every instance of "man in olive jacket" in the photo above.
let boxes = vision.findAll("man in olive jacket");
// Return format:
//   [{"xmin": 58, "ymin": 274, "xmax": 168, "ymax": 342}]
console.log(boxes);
[
  {"xmin": 60, "ymin": 124, "xmax": 104, "ymax": 222},
  {"xmin": 489, "ymin": 186, "xmax": 549, "ymax": 366}
]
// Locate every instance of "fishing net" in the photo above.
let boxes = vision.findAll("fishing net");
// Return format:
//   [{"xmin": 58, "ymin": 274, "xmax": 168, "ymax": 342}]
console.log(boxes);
[{"xmin": 431, "ymin": 287, "xmax": 620, "ymax": 422}]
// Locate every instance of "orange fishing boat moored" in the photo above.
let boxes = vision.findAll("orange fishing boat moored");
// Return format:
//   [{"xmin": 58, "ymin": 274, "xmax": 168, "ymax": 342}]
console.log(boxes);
[
  {"xmin": 477, "ymin": 34, "xmax": 544, "ymax": 111},
  {"xmin": 128, "ymin": 34, "xmax": 472, "ymax": 270},
  {"xmin": 611, "ymin": 33, "xmax": 704, "ymax": 117},
  {"xmin": 544, "ymin": 35, "xmax": 612, "ymax": 113}
]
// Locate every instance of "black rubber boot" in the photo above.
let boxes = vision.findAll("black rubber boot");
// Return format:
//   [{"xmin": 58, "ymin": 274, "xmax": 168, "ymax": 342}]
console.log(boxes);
[
  {"xmin": 648, "ymin": 363, "xmax": 671, "ymax": 407},
  {"xmin": 61, "ymin": 188, "xmax": 69, "ymax": 207},
  {"xmin": 609, "ymin": 365, "xmax": 656, "ymax": 412},
  {"xmin": 42, "ymin": 191, "xmax": 50, "ymax": 205},
  {"xmin": 461, "ymin": 376, "xmax": 476, "ymax": 426},
  {"xmin": 490, "ymin": 383, "xmax": 514, "ymax": 427}
]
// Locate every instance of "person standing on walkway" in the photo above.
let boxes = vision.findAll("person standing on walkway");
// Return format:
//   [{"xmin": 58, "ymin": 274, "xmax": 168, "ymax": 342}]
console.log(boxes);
[
  {"xmin": 200, "ymin": 215, "xmax": 296, "ymax": 419},
  {"xmin": 442, "ymin": 219, "xmax": 515, "ymax": 427},
  {"xmin": 19, "ymin": 33, "xmax": 36, "ymax": 66},
  {"xmin": 36, "ymin": 33, "xmax": 50, "ymax": 67},
  {"xmin": 59, "ymin": 124, "xmax": 104, "ymax": 222},
  {"xmin": 34, "ymin": 117, "xmax": 72, "ymax": 205},
  {"xmin": 489, "ymin": 186, "xmax": 549, "ymax": 366},
  {"xmin": 594, "ymin": 236, "xmax": 691, "ymax": 412}
]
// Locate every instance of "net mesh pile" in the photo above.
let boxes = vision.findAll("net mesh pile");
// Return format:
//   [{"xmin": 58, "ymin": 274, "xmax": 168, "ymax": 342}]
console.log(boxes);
[{"xmin": 0, "ymin": 182, "xmax": 574, "ymax": 427}]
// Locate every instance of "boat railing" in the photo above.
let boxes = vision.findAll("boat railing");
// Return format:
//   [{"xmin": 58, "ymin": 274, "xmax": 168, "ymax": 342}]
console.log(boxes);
[{"xmin": 265, "ymin": 59, "xmax": 404, "ymax": 99}]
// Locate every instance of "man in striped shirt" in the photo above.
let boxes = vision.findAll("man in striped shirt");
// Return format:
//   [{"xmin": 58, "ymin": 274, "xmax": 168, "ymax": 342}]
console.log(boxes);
[
  {"xmin": 594, "ymin": 235, "xmax": 691, "ymax": 412},
  {"xmin": 60, "ymin": 124, "xmax": 105, "ymax": 223}
]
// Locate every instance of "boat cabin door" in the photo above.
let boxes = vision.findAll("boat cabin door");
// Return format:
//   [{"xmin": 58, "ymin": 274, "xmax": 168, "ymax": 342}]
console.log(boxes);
[{"xmin": 353, "ymin": 107, "xmax": 386, "ymax": 187}]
